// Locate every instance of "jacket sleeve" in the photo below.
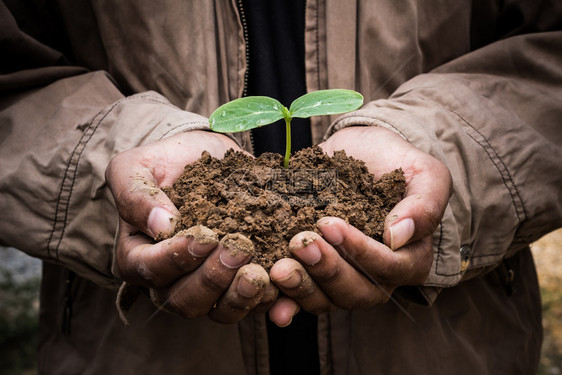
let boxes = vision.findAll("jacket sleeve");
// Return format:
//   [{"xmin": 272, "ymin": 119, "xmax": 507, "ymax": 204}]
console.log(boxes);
[
  {"xmin": 329, "ymin": 31, "xmax": 562, "ymax": 304},
  {"xmin": 0, "ymin": 67, "xmax": 211, "ymax": 289}
]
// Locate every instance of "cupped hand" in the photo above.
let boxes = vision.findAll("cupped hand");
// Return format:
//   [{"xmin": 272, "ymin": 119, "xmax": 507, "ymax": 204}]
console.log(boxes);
[
  {"xmin": 106, "ymin": 131, "xmax": 276, "ymax": 323},
  {"xmin": 268, "ymin": 126, "xmax": 452, "ymax": 326}
]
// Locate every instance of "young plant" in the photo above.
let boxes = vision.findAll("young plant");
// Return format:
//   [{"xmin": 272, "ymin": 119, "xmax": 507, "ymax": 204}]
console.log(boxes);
[{"xmin": 209, "ymin": 89, "xmax": 363, "ymax": 168}]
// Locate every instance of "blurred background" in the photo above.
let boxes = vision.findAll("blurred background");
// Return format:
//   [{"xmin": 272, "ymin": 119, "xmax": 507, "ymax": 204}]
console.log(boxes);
[
  {"xmin": 1, "ymin": 229, "xmax": 561, "ymax": 374},
  {"xmin": 532, "ymin": 229, "xmax": 562, "ymax": 374},
  {"xmin": 0, "ymin": 247, "xmax": 40, "ymax": 375}
]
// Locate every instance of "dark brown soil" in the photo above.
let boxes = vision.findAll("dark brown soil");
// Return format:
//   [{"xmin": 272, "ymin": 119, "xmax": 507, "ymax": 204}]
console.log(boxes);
[{"xmin": 161, "ymin": 146, "xmax": 405, "ymax": 270}]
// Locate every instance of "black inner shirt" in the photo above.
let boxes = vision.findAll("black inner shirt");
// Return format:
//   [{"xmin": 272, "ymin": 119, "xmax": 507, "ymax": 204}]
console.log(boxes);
[
  {"xmin": 245, "ymin": 0, "xmax": 313, "ymax": 157},
  {"xmin": 243, "ymin": 1, "xmax": 320, "ymax": 375}
]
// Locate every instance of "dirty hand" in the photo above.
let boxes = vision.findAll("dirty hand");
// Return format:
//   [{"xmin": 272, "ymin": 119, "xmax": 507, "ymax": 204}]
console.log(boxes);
[
  {"xmin": 106, "ymin": 130, "xmax": 276, "ymax": 323},
  {"xmin": 268, "ymin": 126, "xmax": 452, "ymax": 326}
]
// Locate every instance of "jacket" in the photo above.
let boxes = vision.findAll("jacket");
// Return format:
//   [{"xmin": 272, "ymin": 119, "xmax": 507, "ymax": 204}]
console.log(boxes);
[{"xmin": 1, "ymin": 0, "xmax": 561, "ymax": 373}]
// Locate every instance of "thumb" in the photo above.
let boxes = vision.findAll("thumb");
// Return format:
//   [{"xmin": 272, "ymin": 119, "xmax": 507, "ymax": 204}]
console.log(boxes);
[
  {"xmin": 146, "ymin": 205, "xmax": 179, "ymax": 239},
  {"xmin": 383, "ymin": 162, "xmax": 452, "ymax": 250},
  {"xmin": 106, "ymin": 155, "xmax": 180, "ymax": 239}
]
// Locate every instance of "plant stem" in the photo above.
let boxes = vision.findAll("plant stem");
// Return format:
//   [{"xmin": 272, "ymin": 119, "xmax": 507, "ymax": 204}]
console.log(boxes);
[{"xmin": 284, "ymin": 117, "xmax": 292, "ymax": 168}]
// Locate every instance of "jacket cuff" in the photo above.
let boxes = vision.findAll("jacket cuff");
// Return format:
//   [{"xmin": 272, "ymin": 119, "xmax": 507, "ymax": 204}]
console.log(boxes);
[{"xmin": 97, "ymin": 90, "xmax": 211, "ymax": 151}]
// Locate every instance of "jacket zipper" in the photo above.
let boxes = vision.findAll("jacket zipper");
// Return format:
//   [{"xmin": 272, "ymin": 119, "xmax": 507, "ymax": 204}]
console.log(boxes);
[
  {"xmin": 237, "ymin": 0, "xmax": 250, "ymax": 98},
  {"xmin": 236, "ymin": 0, "xmax": 255, "ymax": 154}
]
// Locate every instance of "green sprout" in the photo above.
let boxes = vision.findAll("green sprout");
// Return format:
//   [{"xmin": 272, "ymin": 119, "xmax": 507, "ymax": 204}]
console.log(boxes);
[{"xmin": 209, "ymin": 89, "xmax": 364, "ymax": 168}]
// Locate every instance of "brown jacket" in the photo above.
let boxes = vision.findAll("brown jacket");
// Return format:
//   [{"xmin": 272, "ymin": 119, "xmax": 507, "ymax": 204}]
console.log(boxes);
[{"xmin": 1, "ymin": 1, "xmax": 561, "ymax": 373}]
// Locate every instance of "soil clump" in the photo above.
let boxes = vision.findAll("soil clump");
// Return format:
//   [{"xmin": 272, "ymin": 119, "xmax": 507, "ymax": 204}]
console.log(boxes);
[{"xmin": 162, "ymin": 146, "xmax": 405, "ymax": 270}]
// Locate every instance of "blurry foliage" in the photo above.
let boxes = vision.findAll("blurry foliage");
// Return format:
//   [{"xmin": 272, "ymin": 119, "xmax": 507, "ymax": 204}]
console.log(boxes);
[
  {"xmin": 538, "ymin": 286, "xmax": 562, "ymax": 375},
  {"xmin": 0, "ymin": 269, "xmax": 40, "ymax": 375},
  {"xmin": 533, "ymin": 229, "xmax": 562, "ymax": 375}
]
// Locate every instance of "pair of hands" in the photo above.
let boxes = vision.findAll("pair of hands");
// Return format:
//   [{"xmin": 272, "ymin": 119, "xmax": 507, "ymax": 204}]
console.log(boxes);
[{"xmin": 106, "ymin": 127, "xmax": 451, "ymax": 326}]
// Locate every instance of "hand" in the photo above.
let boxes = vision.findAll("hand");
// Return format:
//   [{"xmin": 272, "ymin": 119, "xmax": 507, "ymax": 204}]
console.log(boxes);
[
  {"xmin": 106, "ymin": 131, "xmax": 276, "ymax": 323},
  {"xmin": 268, "ymin": 126, "xmax": 452, "ymax": 326}
]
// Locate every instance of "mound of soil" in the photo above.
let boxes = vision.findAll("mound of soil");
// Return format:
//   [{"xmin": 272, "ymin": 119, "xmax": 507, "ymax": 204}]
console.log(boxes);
[{"xmin": 162, "ymin": 146, "xmax": 405, "ymax": 270}]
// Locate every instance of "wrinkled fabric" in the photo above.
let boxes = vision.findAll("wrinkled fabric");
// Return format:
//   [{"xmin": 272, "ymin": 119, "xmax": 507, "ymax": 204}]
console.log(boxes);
[{"xmin": 1, "ymin": 0, "xmax": 561, "ymax": 373}]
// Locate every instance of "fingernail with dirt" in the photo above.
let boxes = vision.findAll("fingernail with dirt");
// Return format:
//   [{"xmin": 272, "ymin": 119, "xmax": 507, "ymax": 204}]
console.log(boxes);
[
  {"xmin": 292, "ymin": 237, "xmax": 321, "ymax": 266},
  {"xmin": 317, "ymin": 218, "xmax": 344, "ymax": 245},
  {"xmin": 390, "ymin": 218, "xmax": 415, "ymax": 250},
  {"xmin": 182, "ymin": 225, "xmax": 219, "ymax": 257},
  {"xmin": 237, "ymin": 275, "xmax": 263, "ymax": 298},
  {"xmin": 148, "ymin": 207, "xmax": 176, "ymax": 238},
  {"xmin": 219, "ymin": 233, "xmax": 254, "ymax": 268}
]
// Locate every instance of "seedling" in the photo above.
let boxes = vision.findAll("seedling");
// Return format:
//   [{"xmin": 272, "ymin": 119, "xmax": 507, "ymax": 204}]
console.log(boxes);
[{"xmin": 209, "ymin": 89, "xmax": 363, "ymax": 168}]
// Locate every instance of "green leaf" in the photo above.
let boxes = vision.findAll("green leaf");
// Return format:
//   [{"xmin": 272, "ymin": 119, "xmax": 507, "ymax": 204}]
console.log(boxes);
[
  {"xmin": 289, "ymin": 89, "xmax": 363, "ymax": 119},
  {"xmin": 209, "ymin": 96, "xmax": 285, "ymax": 133}
]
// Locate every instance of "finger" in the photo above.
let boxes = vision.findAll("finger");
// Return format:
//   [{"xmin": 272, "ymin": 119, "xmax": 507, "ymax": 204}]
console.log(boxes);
[
  {"xmin": 318, "ymin": 217, "xmax": 433, "ymax": 286},
  {"xmin": 116, "ymin": 223, "xmax": 219, "ymax": 287},
  {"xmin": 384, "ymin": 154, "xmax": 452, "ymax": 249},
  {"xmin": 106, "ymin": 150, "xmax": 180, "ymax": 239},
  {"xmin": 155, "ymin": 233, "xmax": 254, "ymax": 319},
  {"xmin": 268, "ymin": 296, "xmax": 301, "ymax": 327},
  {"xmin": 270, "ymin": 258, "xmax": 336, "ymax": 314},
  {"xmin": 287, "ymin": 231, "xmax": 385, "ymax": 309},
  {"xmin": 208, "ymin": 264, "xmax": 270, "ymax": 324},
  {"xmin": 252, "ymin": 283, "xmax": 280, "ymax": 314}
]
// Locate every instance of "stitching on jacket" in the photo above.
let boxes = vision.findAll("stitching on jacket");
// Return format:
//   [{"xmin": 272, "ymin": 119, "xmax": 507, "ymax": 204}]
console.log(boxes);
[
  {"xmin": 47, "ymin": 100, "xmax": 121, "ymax": 260},
  {"xmin": 158, "ymin": 121, "xmax": 209, "ymax": 139},
  {"xmin": 465, "ymin": 129, "xmax": 526, "ymax": 221},
  {"xmin": 434, "ymin": 223, "xmax": 455, "ymax": 276},
  {"xmin": 335, "ymin": 115, "xmax": 408, "ymax": 140},
  {"xmin": 127, "ymin": 94, "xmax": 172, "ymax": 106},
  {"xmin": 314, "ymin": 3, "xmax": 320, "ymax": 91}
]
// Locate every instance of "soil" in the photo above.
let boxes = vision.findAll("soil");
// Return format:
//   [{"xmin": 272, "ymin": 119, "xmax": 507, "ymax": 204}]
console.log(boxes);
[{"xmin": 161, "ymin": 145, "xmax": 405, "ymax": 270}]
